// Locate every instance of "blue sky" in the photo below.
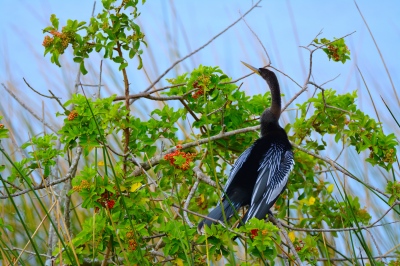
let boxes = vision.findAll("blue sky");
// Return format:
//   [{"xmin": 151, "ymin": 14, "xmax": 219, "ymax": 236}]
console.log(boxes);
[{"xmin": 1, "ymin": 1, "xmax": 399, "ymax": 117}]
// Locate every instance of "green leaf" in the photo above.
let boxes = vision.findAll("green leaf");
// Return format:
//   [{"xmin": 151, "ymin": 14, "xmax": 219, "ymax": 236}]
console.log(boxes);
[
  {"xmin": 50, "ymin": 14, "xmax": 59, "ymax": 30},
  {"xmin": 80, "ymin": 61, "xmax": 88, "ymax": 75},
  {"xmin": 137, "ymin": 55, "xmax": 143, "ymax": 70},
  {"xmin": 119, "ymin": 62, "xmax": 128, "ymax": 71},
  {"xmin": 73, "ymin": 57, "xmax": 83, "ymax": 63}
]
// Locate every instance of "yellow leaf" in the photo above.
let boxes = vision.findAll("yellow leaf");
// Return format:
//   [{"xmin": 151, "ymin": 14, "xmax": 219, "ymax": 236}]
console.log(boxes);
[
  {"xmin": 131, "ymin": 182, "xmax": 142, "ymax": 192},
  {"xmin": 288, "ymin": 231, "xmax": 296, "ymax": 242},
  {"xmin": 327, "ymin": 184, "xmax": 334, "ymax": 193},
  {"xmin": 199, "ymin": 194, "xmax": 205, "ymax": 204},
  {"xmin": 98, "ymin": 161, "xmax": 104, "ymax": 166},
  {"xmin": 308, "ymin": 196, "xmax": 316, "ymax": 205},
  {"xmin": 175, "ymin": 258, "xmax": 184, "ymax": 266}
]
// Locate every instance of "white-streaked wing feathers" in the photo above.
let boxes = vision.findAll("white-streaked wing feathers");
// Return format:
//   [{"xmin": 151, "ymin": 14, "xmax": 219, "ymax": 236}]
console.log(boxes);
[
  {"xmin": 245, "ymin": 143, "xmax": 294, "ymax": 221},
  {"xmin": 223, "ymin": 145, "xmax": 254, "ymax": 191}
]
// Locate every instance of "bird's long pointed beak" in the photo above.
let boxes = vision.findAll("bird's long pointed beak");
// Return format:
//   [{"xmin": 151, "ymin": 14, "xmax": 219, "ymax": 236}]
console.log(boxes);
[{"xmin": 241, "ymin": 61, "xmax": 261, "ymax": 75}]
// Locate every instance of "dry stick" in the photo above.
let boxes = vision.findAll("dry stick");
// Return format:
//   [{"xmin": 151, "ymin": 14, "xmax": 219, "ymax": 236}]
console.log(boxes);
[
  {"xmin": 316, "ymin": 255, "xmax": 397, "ymax": 262},
  {"xmin": 354, "ymin": 1, "xmax": 400, "ymax": 106},
  {"xmin": 2, "ymin": 83, "xmax": 58, "ymax": 134},
  {"xmin": 113, "ymin": 83, "xmax": 186, "ymax": 101},
  {"xmin": 193, "ymin": 166, "xmax": 217, "ymax": 187},
  {"xmin": 114, "ymin": 71, "xmax": 254, "ymax": 102},
  {"xmin": 0, "ymin": 147, "xmax": 83, "ymax": 199},
  {"xmin": 239, "ymin": 10, "xmax": 271, "ymax": 64},
  {"xmin": 134, "ymin": 0, "xmax": 262, "ymax": 99},
  {"xmin": 280, "ymin": 203, "xmax": 398, "ymax": 232},
  {"xmin": 13, "ymin": 201, "xmax": 57, "ymax": 265},
  {"xmin": 366, "ymin": 228, "xmax": 384, "ymax": 262},
  {"xmin": 268, "ymin": 214, "xmax": 303, "ymax": 266},
  {"xmin": 6, "ymin": 248, "xmax": 51, "ymax": 259},
  {"xmin": 356, "ymin": 65, "xmax": 381, "ymax": 124},
  {"xmin": 48, "ymin": 90, "xmax": 68, "ymax": 112},
  {"xmin": 23, "ymin": 78, "xmax": 53, "ymax": 99},
  {"xmin": 115, "ymin": 41, "xmax": 131, "ymax": 178},
  {"xmin": 98, "ymin": 60, "xmax": 103, "ymax": 98},
  {"xmin": 183, "ymin": 180, "xmax": 199, "ymax": 228}
]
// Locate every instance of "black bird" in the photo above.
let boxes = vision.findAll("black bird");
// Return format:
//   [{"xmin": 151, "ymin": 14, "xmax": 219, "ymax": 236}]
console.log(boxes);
[{"xmin": 197, "ymin": 62, "xmax": 294, "ymax": 232}]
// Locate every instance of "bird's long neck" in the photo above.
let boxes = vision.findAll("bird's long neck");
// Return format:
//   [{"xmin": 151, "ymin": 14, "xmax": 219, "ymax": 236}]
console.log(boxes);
[
  {"xmin": 259, "ymin": 69, "xmax": 282, "ymax": 137},
  {"xmin": 266, "ymin": 72, "xmax": 281, "ymax": 120}
]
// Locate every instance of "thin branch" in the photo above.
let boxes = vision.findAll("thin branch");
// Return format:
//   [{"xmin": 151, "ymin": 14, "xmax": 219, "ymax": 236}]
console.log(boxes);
[
  {"xmin": 269, "ymin": 214, "xmax": 302, "ymax": 266},
  {"xmin": 280, "ymin": 204, "xmax": 398, "ymax": 232},
  {"xmin": 23, "ymin": 78, "xmax": 53, "ymax": 99},
  {"xmin": 140, "ymin": 0, "xmax": 262, "ymax": 94},
  {"xmin": 2, "ymin": 83, "xmax": 58, "ymax": 134},
  {"xmin": 316, "ymin": 255, "xmax": 398, "ymax": 262},
  {"xmin": 0, "ymin": 147, "xmax": 82, "ymax": 199},
  {"xmin": 113, "ymin": 83, "xmax": 186, "ymax": 101},
  {"xmin": 356, "ymin": 65, "xmax": 381, "ymax": 123},
  {"xmin": 193, "ymin": 166, "xmax": 217, "ymax": 187},
  {"xmin": 354, "ymin": 1, "xmax": 399, "ymax": 105},
  {"xmin": 239, "ymin": 10, "xmax": 271, "ymax": 64},
  {"xmin": 183, "ymin": 180, "xmax": 199, "ymax": 228},
  {"xmin": 48, "ymin": 90, "xmax": 68, "ymax": 112}
]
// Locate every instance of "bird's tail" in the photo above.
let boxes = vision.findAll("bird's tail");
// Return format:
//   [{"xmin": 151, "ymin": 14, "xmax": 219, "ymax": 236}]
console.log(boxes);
[{"xmin": 197, "ymin": 197, "xmax": 242, "ymax": 234}]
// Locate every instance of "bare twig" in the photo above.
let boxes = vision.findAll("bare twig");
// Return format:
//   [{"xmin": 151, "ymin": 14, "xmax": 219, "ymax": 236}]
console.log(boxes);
[
  {"xmin": 239, "ymin": 10, "xmax": 270, "ymax": 64},
  {"xmin": 354, "ymin": 1, "xmax": 399, "ymax": 105},
  {"xmin": 23, "ymin": 78, "xmax": 53, "ymax": 99},
  {"xmin": 138, "ymin": 0, "xmax": 262, "ymax": 96},
  {"xmin": 48, "ymin": 90, "xmax": 68, "ymax": 112},
  {"xmin": 183, "ymin": 180, "xmax": 199, "ymax": 227},
  {"xmin": 193, "ymin": 166, "xmax": 217, "ymax": 187},
  {"xmin": 0, "ymin": 147, "xmax": 82, "ymax": 199},
  {"xmin": 269, "ymin": 214, "xmax": 303, "ymax": 266},
  {"xmin": 280, "ymin": 204, "xmax": 398, "ymax": 232},
  {"xmin": 2, "ymin": 83, "xmax": 58, "ymax": 134}
]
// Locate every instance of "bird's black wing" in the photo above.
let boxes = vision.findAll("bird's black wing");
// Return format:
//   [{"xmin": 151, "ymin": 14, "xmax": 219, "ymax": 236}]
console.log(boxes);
[
  {"xmin": 223, "ymin": 144, "xmax": 254, "ymax": 191},
  {"xmin": 244, "ymin": 143, "xmax": 294, "ymax": 222}
]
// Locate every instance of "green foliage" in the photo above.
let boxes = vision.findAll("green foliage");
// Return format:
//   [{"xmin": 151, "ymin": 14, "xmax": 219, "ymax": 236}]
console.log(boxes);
[
  {"xmin": 239, "ymin": 219, "xmax": 280, "ymax": 261},
  {"xmin": 58, "ymin": 94, "xmax": 127, "ymax": 154},
  {"xmin": 42, "ymin": 0, "xmax": 146, "ymax": 73},
  {"xmin": 291, "ymin": 89, "xmax": 397, "ymax": 170},
  {"xmin": 0, "ymin": 116, "xmax": 8, "ymax": 140},
  {"xmin": 314, "ymin": 37, "xmax": 351, "ymax": 63},
  {"xmin": 386, "ymin": 180, "xmax": 400, "ymax": 205}
]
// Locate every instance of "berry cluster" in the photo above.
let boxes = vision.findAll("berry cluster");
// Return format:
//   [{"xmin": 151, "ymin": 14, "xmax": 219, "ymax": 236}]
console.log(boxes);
[
  {"xmin": 327, "ymin": 45, "xmax": 349, "ymax": 62},
  {"xmin": 250, "ymin": 229, "xmax": 258, "ymax": 239},
  {"xmin": 72, "ymin": 180, "xmax": 91, "ymax": 192},
  {"xmin": 295, "ymin": 240, "xmax": 304, "ymax": 252},
  {"xmin": 191, "ymin": 81, "xmax": 204, "ymax": 99},
  {"xmin": 250, "ymin": 228, "xmax": 268, "ymax": 239},
  {"xmin": 97, "ymin": 191, "xmax": 116, "ymax": 210},
  {"xmin": 191, "ymin": 75, "xmax": 211, "ymax": 99},
  {"xmin": 42, "ymin": 27, "xmax": 75, "ymax": 54},
  {"xmin": 164, "ymin": 145, "xmax": 196, "ymax": 171},
  {"xmin": 126, "ymin": 231, "xmax": 137, "ymax": 251},
  {"xmin": 383, "ymin": 148, "xmax": 396, "ymax": 163},
  {"xmin": 128, "ymin": 239, "xmax": 137, "ymax": 251},
  {"xmin": 68, "ymin": 110, "xmax": 78, "ymax": 121}
]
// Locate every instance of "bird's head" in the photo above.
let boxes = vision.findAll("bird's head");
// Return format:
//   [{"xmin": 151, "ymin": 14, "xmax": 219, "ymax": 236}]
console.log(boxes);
[
  {"xmin": 241, "ymin": 61, "xmax": 282, "ymax": 136},
  {"xmin": 241, "ymin": 61, "xmax": 275, "ymax": 80}
]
